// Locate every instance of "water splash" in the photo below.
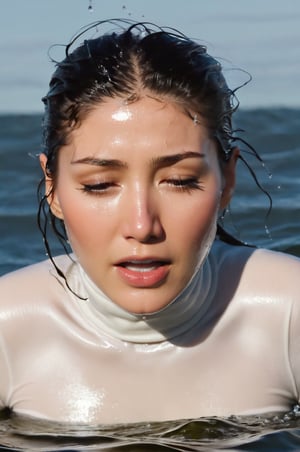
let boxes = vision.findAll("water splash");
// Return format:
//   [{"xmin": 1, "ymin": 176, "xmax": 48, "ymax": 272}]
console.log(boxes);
[
  {"xmin": 122, "ymin": 4, "xmax": 132, "ymax": 16},
  {"xmin": 261, "ymin": 160, "xmax": 273, "ymax": 180},
  {"xmin": 264, "ymin": 224, "xmax": 272, "ymax": 240}
]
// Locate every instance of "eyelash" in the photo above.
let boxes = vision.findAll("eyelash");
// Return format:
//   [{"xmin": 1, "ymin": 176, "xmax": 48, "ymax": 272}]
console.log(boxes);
[
  {"xmin": 165, "ymin": 178, "xmax": 204, "ymax": 193},
  {"xmin": 80, "ymin": 182, "xmax": 114, "ymax": 194},
  {"xmin": 80, "ymin": 178, "xmax": 203, "ymax": 195}
]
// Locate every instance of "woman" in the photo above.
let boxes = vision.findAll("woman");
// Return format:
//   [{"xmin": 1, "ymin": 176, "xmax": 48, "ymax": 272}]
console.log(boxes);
[{"xmin": 1, "ymin": 20, "xmax": 300, "ymax": 424}]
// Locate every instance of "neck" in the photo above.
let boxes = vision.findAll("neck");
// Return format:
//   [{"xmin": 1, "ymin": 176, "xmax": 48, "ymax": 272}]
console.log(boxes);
[{"xmin": 73, "ymin": 257, "xmax": 216, "ymax": 344}]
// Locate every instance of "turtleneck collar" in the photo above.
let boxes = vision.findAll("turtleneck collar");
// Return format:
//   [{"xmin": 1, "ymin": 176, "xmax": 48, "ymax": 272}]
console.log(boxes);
[{"xmin": 71, "ymin": 254, "xmax": 216, "ymax": 344}]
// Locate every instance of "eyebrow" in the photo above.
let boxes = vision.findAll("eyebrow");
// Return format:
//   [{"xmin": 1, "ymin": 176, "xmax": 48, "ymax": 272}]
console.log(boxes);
[
  {"xmin": 151, "ymin": 151, "xmax": 205, "ymax": 169},
  {"xmin": 71, "ymin": 151, "xmax": 205, "ymax": 169},
  {"xmin": 71, "ymin": 157, "xmax": 128, "ymax": 168}
]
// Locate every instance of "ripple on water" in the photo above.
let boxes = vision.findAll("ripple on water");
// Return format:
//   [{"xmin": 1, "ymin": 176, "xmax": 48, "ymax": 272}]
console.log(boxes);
[{"xmin": 1, "ymin": 410, "xmax": 300, "ymax": 451}]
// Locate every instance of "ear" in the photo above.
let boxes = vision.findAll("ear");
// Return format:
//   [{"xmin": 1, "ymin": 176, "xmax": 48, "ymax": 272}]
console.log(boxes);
[
  {"xmin": 220, "ymin": 147, "xmax": 239, "ymax": 210},
  {"xmin": 39, "ymin": 153, "xmax": 64, "ymax": 220}
]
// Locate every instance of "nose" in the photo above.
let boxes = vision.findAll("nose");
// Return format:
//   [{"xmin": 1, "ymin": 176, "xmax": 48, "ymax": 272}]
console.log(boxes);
[{"xmin": 121, "ymin": 183, "xmax": 165, "ymax": 243}]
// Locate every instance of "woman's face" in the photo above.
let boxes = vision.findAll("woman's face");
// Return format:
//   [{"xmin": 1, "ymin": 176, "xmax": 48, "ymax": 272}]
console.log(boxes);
[{"xmin": 41, "ymin": 96, "xmax": 236, "ymax": 314}]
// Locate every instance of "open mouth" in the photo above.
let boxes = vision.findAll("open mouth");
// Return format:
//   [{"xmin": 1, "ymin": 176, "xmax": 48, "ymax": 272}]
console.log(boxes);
[
  {"xmin": 115, "ymin": 259, "xmax": 170, "ymax": 287},
  {"xmin": 118, "ymin": 260, "xmax": 167, "ymax": 272}
]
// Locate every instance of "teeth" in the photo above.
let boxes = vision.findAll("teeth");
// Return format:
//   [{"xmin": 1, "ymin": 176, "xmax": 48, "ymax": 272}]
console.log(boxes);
[
  {"xmin": 121, "ymin": 260, "xmax": 163, "ymax": 272},
  {"xmin": 125, "ymin": 265, "xmax": 157, "ymax": 273}
]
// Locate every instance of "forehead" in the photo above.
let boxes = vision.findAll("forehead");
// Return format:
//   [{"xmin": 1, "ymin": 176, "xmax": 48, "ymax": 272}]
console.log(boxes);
[
  {"xmin": 84, "ymin": 95, "xmax": 195, "ymax": 122},
  {"xmin": 58, "ymin": 95, "xmax": 220, "ymax": 173},
  {"xmin": 70, "ymin": 96, "xmax": 210, "ymax": 147}
]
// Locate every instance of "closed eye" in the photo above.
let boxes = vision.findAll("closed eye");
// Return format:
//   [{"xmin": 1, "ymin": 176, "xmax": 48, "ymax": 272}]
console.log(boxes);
[
  {"xmin": 80, "ymin": 182, "xmax": 116, "ymax": 194},
  {"xmin": 165, "ymin": 178, "xmax": 204, "ymax": 192}
]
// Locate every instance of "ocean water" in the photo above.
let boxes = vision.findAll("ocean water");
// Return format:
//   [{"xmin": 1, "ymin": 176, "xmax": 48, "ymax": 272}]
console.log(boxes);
[
  {"xmin": 1, "ymin": 109, "xmax": 300, "ymax": 450},
  {"xmin": 1, "ymin": 409, "xmax": 300, "ymax": 451}
]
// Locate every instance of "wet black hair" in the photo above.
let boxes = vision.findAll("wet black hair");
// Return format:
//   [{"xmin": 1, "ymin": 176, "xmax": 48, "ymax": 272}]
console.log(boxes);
[{"xmin": 38, "ymin": 19, "xmax": 266, "ymax": 288}]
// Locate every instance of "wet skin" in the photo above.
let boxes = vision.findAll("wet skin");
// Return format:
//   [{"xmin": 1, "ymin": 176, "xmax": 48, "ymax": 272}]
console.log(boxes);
[{"xmin": 40, "ymin": 96, "xmax": 236, "ymax": 314}]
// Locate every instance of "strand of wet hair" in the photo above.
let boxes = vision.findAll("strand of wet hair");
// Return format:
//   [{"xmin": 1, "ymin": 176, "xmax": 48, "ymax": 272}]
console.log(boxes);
[
  {"xmin": 48, "ymin": 18, "xmax": 195, "ymax": 64},
  {"xmin": 216, "ymin": 224, "xmax": 255, "ymax": 247},
  {"xmin": 234, "ymin": 133, "xmax": 273, "ymax": 213},
  {"xmin": 37, "ymin": 184, "xmax": 87, "ymax": 300}
]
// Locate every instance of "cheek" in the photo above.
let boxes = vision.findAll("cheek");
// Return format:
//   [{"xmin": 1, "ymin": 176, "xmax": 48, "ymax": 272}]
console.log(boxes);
[
  {"xmin": 56, "ymin": 191, "xmax": 111, "ymax": 251},
  {"xmin": 174, "ymin": 190, "xmax": 221, "ymax": 250},
  {"xmin": 187, "ymin": 201, "xmax": 219, "ymax": 240}
]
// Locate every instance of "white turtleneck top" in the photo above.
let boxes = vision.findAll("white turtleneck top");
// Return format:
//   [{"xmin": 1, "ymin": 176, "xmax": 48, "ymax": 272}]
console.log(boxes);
[
  {"xmin": 74, "ymin": 250, "xmax": 216, "ymax": 344},
  {"xmin": 1, "ymin": 240, "xmax": 300, "ymax": 424}
]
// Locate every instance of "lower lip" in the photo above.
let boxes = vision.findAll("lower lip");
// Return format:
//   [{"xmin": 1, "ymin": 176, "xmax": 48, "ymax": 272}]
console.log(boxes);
[{"xmin": 115, "ymin": 264, "xmax": 169, "ymax": 288}]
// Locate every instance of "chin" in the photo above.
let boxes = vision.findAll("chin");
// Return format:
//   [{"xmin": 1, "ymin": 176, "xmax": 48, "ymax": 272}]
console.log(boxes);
[{"xmin": 116, "ymin": 295, "xmax": 175, "ymax": 316}]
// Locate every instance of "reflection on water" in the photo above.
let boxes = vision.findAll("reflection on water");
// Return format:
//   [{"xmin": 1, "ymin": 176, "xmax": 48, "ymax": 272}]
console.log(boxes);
[{"xmin": 1, "ymin": 409, "xmax": 300, "ymax": 451}]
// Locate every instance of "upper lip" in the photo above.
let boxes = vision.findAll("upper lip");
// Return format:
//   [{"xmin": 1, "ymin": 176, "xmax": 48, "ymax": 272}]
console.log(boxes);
[{"xmin": 115, "ymin": 256, "xmax": 171, "ymax": 266}]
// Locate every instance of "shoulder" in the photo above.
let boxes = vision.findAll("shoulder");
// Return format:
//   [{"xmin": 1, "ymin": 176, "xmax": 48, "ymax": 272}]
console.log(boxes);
[
  {"xmin": 242, "ymin": 246, "xmax": 300, "ymax": 290},
  {"xmin": 210, "ymin": 242, "xmax": 300, "ymax": 349},
  {"xmin": 0, "ymin": 255, "xmax": 74, "ymax": 307},
  {"xmin": 211, "ymin": 240, "xmax": 300, "ymax": 303},
  {"xmin": 213, "ymin": 239, "xmax": 300, "ymax": 274},
  {"xmin": 0, "ymin": 255, "xmax": 71, "ymax": 284}
]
